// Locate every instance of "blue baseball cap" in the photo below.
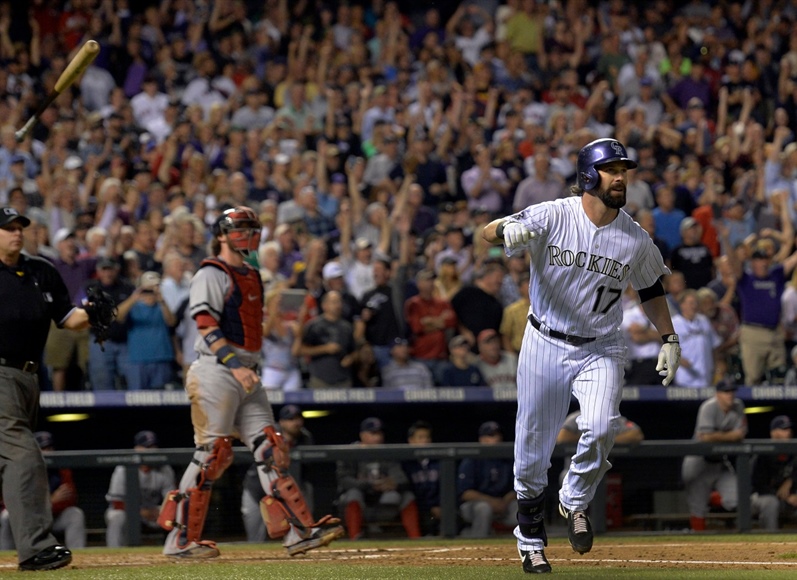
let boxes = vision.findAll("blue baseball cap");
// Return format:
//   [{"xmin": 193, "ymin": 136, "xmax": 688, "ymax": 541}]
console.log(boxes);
[
  {"xmin": 134, "ymin": 430, "xmax": 158, "ymax": 448},
  {"xmin": 771, "ymin": 415, "xmax": 793, "ymax": 431},
  {"xmin": 279, "ymin": 405, "xmax": 303, "ymax": 420},
  {"xmin": 478, "ymin": 421, "xmax": 502, "ymax": 437},
  {"xmin": 360, "ymin": 417, "xmax": 383, "ymax": 433}
]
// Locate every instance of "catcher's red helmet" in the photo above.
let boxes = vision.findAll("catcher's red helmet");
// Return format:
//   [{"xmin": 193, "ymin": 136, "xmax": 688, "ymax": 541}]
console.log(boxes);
[{"xmin": 212, "ymin": 206, "xmax": 261, "ymax": 256}]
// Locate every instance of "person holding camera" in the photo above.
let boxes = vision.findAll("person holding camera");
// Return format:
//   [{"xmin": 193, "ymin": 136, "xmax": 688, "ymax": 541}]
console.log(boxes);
[
  {"xmin": 116, "ymin": 271, "xmax": 177, "ymax": 390},
  {"xmin": 261, "ymin": 289, "xmax": 303, "ymax": 391}
]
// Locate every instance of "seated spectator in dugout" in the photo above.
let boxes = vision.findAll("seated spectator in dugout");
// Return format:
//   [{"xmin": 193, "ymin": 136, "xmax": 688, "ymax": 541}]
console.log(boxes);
[
  {"xmin": 241, "ymin": 406, "xmax": 316, "ymax": 542},
  {"xmin": 105, "ymin": 431, "xmax": 176, "ymax": 547},
  {"xmin": 401, "ymin": 421, "xmax": 441, "ymax": 536},
  {"xmin": 475, "ymin": 329, "xmax": 518, "ymax": 389},
  {"xmin": 0, "ymin": 432, "xmax": 86, "ymax": 550},
  {"xmin": 441, "ymin": 335, "xmax": 486, "ymax": 387},
  {"xmin": 381, "ymin": 338, "xmax": 434, "ymax": 389},
  {"xmin": 682, "ymin": 380, "xmax": 746, "ymax": 531},
  {"xmin": 750, "ymin": 415, "xmax": 797, "ymax": 531},
  {"xmin": 337, "ymin": 417, "xmax": 421, "ymax": 539},
  {"xmin": 456, "ymin": 422, "xmax": 517, "ymax": 538}
]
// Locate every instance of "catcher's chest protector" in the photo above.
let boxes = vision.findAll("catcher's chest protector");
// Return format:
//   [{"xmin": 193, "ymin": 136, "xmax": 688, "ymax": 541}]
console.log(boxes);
[{"xmin": 200, "ymin": 258, "xmax": 263, "ymax": 351}]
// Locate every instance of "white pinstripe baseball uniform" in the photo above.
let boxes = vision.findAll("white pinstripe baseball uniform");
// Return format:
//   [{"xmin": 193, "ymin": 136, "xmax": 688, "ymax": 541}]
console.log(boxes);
[{"xmin": 508, "ymin": 196, "xmax": 669, "ymax": 552}]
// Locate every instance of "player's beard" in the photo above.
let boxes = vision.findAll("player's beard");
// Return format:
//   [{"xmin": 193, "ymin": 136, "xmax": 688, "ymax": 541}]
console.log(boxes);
[{"xmin": 592, "ymin": 183, "xmax": 627, "ymax": 209}]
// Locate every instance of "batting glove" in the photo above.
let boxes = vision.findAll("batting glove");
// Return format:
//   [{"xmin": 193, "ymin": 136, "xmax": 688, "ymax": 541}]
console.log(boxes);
[
  {"xmin": 503, "ymin": 221, "xmax": 535, "ymax": 250},
  {"xmin": 655, "ymin": 334, "xmax": 681, "ymax": 387}
]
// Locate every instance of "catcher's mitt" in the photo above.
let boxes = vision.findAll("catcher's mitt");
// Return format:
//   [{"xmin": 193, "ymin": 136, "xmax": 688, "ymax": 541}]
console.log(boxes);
[{"xmin": 84, "ymin": 285, "xmax": 117, "ymax": 350}]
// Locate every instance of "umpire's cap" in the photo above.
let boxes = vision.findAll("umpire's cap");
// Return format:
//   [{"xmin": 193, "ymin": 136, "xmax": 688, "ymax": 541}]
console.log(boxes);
[
  {"xmin": 577, "ymin": 138, "xmax": 637, "ymax": 191},
  {"xmin": 771, "ymin": 415, "xmax": 793, "ymax": 431},
  {"xmin": 134, "ymin": 430, "xmax": 158, "ymax": 448},
  {"xmin": 0, "ymin": 206, "xmax": 30, "ymax": 228},
  {"xmin": 715, "ymin": 380, "xmax": 737, "ymax": 392},
  {"xmin": 34, "ymin": 431, "xmax": 54, "ymax": 449}
]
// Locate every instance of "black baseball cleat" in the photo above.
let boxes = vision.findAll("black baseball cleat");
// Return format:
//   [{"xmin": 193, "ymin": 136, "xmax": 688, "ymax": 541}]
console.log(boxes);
[
  {"xmin": 18, "ymin": 545, "xmax": 72, "ymax": 571},
  {"xmin": 559, "ymin": 503, "xmax": 593, "ymax": 554},
  {"xmin": 519, "ymin": 547, "xmax": 552, "ymax": 574}
]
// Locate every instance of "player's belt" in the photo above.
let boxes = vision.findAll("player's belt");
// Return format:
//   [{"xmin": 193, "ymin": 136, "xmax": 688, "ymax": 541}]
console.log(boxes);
[
  {"xmin": 0, "ymin": 357, "xmax": 39, "ymax": 373},
  {"xmin": 528, "ymin": 315, "xmax": 596, "ymax": 346}
]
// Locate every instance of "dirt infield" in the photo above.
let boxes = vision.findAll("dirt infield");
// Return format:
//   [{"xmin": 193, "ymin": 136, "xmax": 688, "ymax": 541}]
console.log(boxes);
[{"xmin": 0, "ymin": 538, "xmax": 795, "ymax": 573}]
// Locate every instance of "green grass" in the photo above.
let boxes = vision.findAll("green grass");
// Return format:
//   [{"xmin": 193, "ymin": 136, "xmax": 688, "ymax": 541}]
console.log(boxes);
[{"xmin": 1, "ymin": 535, "xmax": 796, "ymax": 579}]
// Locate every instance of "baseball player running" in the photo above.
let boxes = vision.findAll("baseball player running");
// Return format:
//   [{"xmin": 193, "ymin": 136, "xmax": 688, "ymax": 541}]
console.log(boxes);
[
  {"xmin": 158, "ymin": 207, "xmax": 343, "ymax": 559},
  {"xmin": 482, "ymin": 138, "xmax": 680, "ymax": 574}
]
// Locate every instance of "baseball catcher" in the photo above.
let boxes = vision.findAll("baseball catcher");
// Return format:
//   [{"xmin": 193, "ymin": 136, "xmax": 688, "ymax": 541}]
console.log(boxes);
[
  {"xmin": 157, "ymin": 207, "xmax": 343, "ymax": 559},
  {"xmin": 83, "ymin": 285, "xmax": 117, "ymax": 350}
]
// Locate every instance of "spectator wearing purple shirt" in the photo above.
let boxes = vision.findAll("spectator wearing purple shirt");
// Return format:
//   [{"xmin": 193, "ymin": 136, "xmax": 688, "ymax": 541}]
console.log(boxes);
[
  {"xmin": 274, "ymin": 223, "xmax": 304, "ymax": 279},
  {"xmin": 663, "ymin": 59, "xmax": 711, "ymax": 112},
  {"xmin": 723, "ymin": 219, "xmax": 797, "ymax": 385},
  {"xmin": 45, "ymin": 229, "xmax": 97, "ymax": 391}
]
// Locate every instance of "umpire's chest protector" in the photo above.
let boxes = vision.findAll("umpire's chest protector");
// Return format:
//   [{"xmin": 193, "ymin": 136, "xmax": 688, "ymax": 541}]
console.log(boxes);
[{"xmin": 201, "ymin": 258, "xmax": 263, "ymax": 351}]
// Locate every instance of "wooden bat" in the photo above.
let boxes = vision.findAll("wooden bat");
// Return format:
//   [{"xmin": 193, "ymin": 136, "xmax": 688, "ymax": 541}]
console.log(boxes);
[{"xmin": 15, "ymin": 40, "xmax": 100, "ymax": 142}]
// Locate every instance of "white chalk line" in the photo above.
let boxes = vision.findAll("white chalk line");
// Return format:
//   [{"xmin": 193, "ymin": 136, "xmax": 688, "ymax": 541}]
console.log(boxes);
[{"xmin": 556, "ymin": 558, "xmax": 797, "ymax": 567}]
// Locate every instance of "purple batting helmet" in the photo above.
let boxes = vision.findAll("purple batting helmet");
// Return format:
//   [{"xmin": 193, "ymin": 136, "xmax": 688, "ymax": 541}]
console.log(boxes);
[{"xmin": 577, "ymin": 138, "xmax": 638, "ymax": 191}]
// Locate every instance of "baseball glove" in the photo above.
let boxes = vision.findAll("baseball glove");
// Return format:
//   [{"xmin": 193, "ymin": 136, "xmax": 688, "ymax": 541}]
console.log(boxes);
[{"xmin": 84, "ymin": 285, "xmax": 117, "ymax": 350}]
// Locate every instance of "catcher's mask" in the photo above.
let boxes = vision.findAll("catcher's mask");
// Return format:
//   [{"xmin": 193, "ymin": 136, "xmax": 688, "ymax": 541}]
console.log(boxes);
[
  {"xmin": 576, "ymin": 138, "xmax": 637, "ymax": 191},
  {"xmin": 212, "ymin": 206, "xmax": 261, "ymax": 257}
]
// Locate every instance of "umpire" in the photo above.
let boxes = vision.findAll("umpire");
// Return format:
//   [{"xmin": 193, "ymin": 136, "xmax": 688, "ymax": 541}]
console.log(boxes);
[{"xmin": 0, "ymin": 207, "xmax": 110, "ymax": 571}]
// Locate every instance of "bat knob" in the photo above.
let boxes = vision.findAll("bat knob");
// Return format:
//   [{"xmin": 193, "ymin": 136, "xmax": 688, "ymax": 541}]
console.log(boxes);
[{"xmin": 14, "ymin": 129, "xmax": 26, "ymax": 143}]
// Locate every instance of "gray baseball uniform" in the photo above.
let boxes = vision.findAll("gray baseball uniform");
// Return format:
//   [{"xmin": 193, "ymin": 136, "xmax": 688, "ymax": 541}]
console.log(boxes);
[
  {"xmin": 105, "ymin": 464, "xmax": 176, "ymax": 547},
  {"xmin": 682, "ymin": 396, "xmax": 747, "ymax": 517}
]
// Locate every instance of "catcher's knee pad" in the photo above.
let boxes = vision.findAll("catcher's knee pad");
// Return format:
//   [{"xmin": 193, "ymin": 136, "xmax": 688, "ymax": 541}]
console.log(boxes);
[
  {"xmin": 202, "ymin": 437, "xmax": 234, "ymax": 482},
  {"xmin": 254, "ymin": 425, "xmax": 290, "ymax": 471},
  {"xmin": 517, "ymin": 494, "xmax": 547, "ymax": 546}
]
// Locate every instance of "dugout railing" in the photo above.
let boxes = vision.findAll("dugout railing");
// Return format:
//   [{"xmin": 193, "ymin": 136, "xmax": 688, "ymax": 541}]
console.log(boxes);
[{"xmin": 41, "ymin": 440, "xmax": 797, "ymax": 545}]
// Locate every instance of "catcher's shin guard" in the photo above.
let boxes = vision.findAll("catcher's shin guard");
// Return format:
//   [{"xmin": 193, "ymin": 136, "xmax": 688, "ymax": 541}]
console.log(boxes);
[
  {"xmin": 254, "ymin": 426, "xmax": 341, "ymax": 538},
  {"xmin": 158, "ymin": 438, "xmax": 234, "ymax": 545},
  {"xmin": 259, "ymin": 472, "xmax": 327, "ymax": 538},
  {"xmin": 517, "ymin": 494, "xmax": 547, "ymax": 546},
  {"xmin": 158, "ymin": 489, "xmax": 181, "ymax": 531},
  {"xmin": 260, "ymin": 495, "xmax": 291, "ymax": 538}
]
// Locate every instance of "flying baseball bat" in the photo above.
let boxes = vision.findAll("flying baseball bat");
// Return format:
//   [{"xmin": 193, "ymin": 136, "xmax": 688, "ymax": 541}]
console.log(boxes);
[{"xmin": 15, "ymin": 40, "xmax": 100, "ymax": 142}]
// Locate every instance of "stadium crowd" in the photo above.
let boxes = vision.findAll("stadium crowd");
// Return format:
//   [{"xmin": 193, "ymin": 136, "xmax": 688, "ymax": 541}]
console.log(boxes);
[{"xmin": 5, "ymin": 0, "xmax": 797, "ymax": 391}]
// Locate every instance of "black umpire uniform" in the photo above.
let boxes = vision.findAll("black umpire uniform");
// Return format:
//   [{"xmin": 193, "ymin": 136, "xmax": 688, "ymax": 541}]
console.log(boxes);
[{"xmin": 0, "ymin": 207, "xmax": 83, "ymax": 571}]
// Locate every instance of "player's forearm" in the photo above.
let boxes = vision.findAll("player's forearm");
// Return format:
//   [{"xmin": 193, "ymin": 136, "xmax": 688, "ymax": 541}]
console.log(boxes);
[
  {"xmin": 640, "ymin": 295, "xmax": 675, "ymax": 336},
  {"xmin": 699, "ymin": 430, "xmax": 744, "ymax": 443},
  {"xmin": 63, "ymin": 308, "xmax": 90, "ymax": 330},
  {"xmin": 482, "ymin": 218, "xmax": 505, "ymax": 245},
  {"xmin": 460, "ymin": 489, "xmax": 495, "ymax": 503},
  {"xmin": 615, "ymin": 428, "xmax": 644, "ymax": 445},
  {"xmin": 299, "ymin": 343, "xmax": 332, "ymax": 357},
  {"xmin": 556, "ymin": 430, "xmax": 580, "ymax": 444}
]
